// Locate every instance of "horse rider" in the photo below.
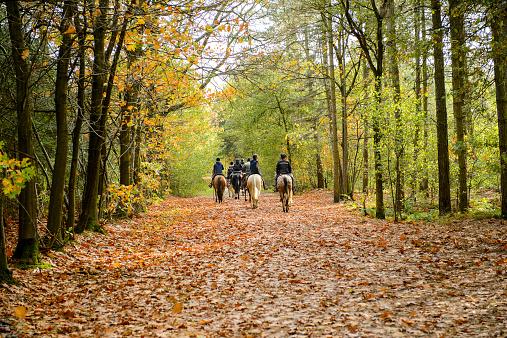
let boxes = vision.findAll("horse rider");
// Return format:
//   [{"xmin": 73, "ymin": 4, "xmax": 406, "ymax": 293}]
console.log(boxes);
[
  {"xmin": 250, "ymin": 154, "xmax": 268, "ymax": 190},
  {"xmin": 209, "ymin": 157, "xmax": 225, "ymax": 187},
  {"xmin": 243, "ymin": 157, "xmax": 251, "ymax": 175},
  {"xmin": 226, "ymin": 161, "xmax": 234, "ymax": 180},
  {"xmin": 276, "ymin": 153, "xmax": 294, "ymax": 192},
  {"xmin": 233, "ymin": 158, "xmax": 243, "ymax": 173}
]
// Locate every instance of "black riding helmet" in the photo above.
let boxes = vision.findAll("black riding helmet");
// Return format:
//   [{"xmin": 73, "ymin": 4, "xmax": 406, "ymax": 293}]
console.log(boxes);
[
  {"xmin": 252, "ymin": 154, "xmax": 258, "ymax": 160},
  {"xmin": 216, "ymin": 157, "xmax": 220, "ymax": 162},
  {"xmin": 281, "ymin": 153, "xmax": 287, "ymax": 159}
]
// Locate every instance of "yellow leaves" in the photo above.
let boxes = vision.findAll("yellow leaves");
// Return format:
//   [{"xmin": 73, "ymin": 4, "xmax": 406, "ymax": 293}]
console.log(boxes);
[
  {"xmin": 64, "ymin": 26, "xmax": 76, "ymax": 34},
  {"xmin": 127, "ymin": 44, "xmax": 137, "ymax": 51},
  {"xmin": 137, "ymin": 18, "xmax": 145, "ymax": 25},
  {"xmin": 21, "ymin": 49, "xmax": 29, "ymax": 60}
]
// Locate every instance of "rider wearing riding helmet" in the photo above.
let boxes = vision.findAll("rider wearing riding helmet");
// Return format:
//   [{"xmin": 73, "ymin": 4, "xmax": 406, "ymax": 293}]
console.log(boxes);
[
  {"xmin": 209, "ymin": 157, "xmax": 225, "ymax": 187},
  {"xmin": 226, "ymin": 161, "xmax": 234, "ymax": 179},
  {"xmin": 276, "ymin": 153, "xmax": 294, "ymax": 192},
  {"xmin": 250, "ymin": 154, "xmax": 268, "ymax": 190},
  {"xmin": 233, "ymin": 158, "xmax": 243, "ymax": 172}
]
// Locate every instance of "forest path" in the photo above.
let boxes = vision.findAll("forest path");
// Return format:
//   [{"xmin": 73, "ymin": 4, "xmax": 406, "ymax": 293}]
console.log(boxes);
[{"xmin": 1, "ymin": 190, "xmax": 507, "ymax": 337}]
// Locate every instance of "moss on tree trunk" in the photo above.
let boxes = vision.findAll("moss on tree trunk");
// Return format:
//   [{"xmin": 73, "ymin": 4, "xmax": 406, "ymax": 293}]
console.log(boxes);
[
  {"xmin": 13, "ymin": 238, "xmax": 41, "ymax": 268},
  {"xmin": 85, "ymin": 217, "xmax": 106, "ymax": 235},
  {"xmin": 0, "ymin": 267, "xmax": 17, "ymax": 285}
]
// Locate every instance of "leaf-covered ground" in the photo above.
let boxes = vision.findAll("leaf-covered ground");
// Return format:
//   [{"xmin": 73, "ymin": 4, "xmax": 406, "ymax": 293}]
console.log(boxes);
[{"xmin": 1, "ymin": 190, "xmax": 507, "ymax": 337}]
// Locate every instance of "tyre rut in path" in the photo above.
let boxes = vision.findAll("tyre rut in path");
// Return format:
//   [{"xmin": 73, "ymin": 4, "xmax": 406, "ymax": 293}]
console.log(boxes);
[{"xmin": 1, "ymin": 190, "xmax": 506, "ymax": 337}]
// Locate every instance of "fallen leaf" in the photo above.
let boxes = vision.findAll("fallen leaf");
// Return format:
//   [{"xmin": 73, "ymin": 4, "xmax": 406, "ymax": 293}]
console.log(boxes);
[{"xmin": 14, "ymin": 306, "xmax": 27, "ymax": 319}]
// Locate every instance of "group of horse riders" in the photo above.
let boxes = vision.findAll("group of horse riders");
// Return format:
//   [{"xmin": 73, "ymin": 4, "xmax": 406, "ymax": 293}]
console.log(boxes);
[{"xmin": 208, "ymin": 153, "xmax": 295, "ymax": 193}]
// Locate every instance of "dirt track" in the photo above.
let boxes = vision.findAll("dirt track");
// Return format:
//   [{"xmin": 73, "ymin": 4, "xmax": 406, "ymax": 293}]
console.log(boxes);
[{"xmin": 1, "ymin": 190, "xmax": 507, "ymax": 337}]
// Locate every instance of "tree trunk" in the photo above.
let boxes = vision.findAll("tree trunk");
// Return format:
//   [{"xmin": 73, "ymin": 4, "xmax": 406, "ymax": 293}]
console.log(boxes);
[
  {"xmin": 342, "ymin": 0, "xmax": 386, "ymax": 218},
  {"xmin": 338, "ymin": 33, "xmax": 349, "ymax": 197},
  {"xmin": 372, "ymin": 4, "xmax": 385, "ymax": 219},
  {"xmin": 491, "ymin": 3, "xmax": 507, "ymax": 219},
  {"xmin": 323, "ymin": 11, "xmax": 342, "ymax": 203},
  {"xmin": 431, "ymin": 0, "xmax": 452, "ymax": 215},
  {"xmin": 314, "ymin": 119, "xmax": 325, "ymax": 188},
  {"xmin": 450, "ymin": 0, "xmax": 468, "ymax": 212},
  {"xmin": 413, "ymin": 0, "xmax": 422, "ymax": 200},
  {"xmin": 0, "ymin": 192, "xmax": 15, "ymax": 284},
  {"xmin": 76, "ymin": 0, "xmax": 109, "ymax": 234},
  {"xmin": 67, "ymin": 1, "xmax": 87, "ymax": 232},
  {"xmin": 362, "ymin": 59, "xmax": 369, "ymax": 193},
  {"xmin": 387, "ymin": 0, "xmax": 404, "ymax": 220},
  {"xmin": 46, "ymin": 0, "xmax": 73, "ymax": 248},
  {"xmin": 7, "ymin": 1, "xmax": 40, "ymax": 265},
  {"xmin": 420, "ymin": 0, "xmax": 429, "ymax": 195}
]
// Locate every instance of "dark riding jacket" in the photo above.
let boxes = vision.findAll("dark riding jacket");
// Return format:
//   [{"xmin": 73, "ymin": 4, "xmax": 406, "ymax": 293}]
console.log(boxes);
[
  {"xmin": 212, "ymin": 161, "xmax": 224, "ymax": 177},
  {"xmin": 233, "ymin": 160, "xmax": 243, "ymax": 172},
  {"xmin": 276, "ymin": 159, "xmax": 292, "ymax": 175},
  {"xmin": 250, "ymin": 160, "xmax": 260, "ymax": 174}
]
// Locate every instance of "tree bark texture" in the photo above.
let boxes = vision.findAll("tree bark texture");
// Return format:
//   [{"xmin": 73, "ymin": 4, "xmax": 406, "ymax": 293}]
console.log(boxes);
[
  {"xmin": 337, "ymin": 33, "xmax": 349, "ymax": 197},
  {"xmin": 325, "ymin": 11, "xmax": 343, "ymax": 203},
  {"xmin": 7, "ymin": 1, "xmax": 40, "ymax": 264},
  {"xmin": 67, "ymin": 1, "xmax": 87, "ymax": 232},
  {"xmin": 76, "ymin": 0, "xmax": 110, "ymax": 233},
  {"xmin": 431, "ymin": 0, "xmax": 452, "ymax": 215},
  {"xmin": 449, "ymin": 0, "xmax": 468, "ymax": 212},
  {"xmin": 46, "ymin": 0, "xmax": 73, "ymax": 248},
  {"xmin": 387, "ymin": 0, "xmax": 404, "ymax": 220},
  {"xmin": 413, "ymin": 0, "xmax": 422, "ymax": 200},
  {"xmin": 0, "ymin": 192, "xmax": 14, "ymax": 283},
  {"xmin": 491, "ymin": 3, "xmax": 507, "ymax": 219}
]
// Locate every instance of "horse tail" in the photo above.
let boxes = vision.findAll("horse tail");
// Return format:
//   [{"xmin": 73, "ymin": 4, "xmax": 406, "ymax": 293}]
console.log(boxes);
[
  {"xmin": 283, "ymin": 176, "xmax": 288, "ymax": 195},
  {"xmin": 218, "ymin": 176, "xmax": 223, "ymax": 201}
]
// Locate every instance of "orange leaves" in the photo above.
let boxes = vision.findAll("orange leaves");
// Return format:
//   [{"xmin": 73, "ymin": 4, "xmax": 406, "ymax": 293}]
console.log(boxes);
[
  {"xmin": 172, "ymin": 303, "xmax": 183, "ymax": 313},
  {"xmin": 14, "ymin": 306, "xmax": 27, "ymax": 319},
  {"xmin": 3, "ymin": 190, "xmax": 507, "ymax": 336}
]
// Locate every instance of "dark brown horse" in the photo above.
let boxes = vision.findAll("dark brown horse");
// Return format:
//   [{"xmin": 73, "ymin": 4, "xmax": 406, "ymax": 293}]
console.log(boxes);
[
  {"xmin": 212, "ymin": 175, "xmax": 226, "ymax": 203},
  {"xmin": 230, "ymin": 171, "xmax": 242, "ymax": 199}
]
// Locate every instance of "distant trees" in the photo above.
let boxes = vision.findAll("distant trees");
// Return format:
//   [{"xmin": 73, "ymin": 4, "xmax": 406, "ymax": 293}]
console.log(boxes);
[{"xmin": 217, "ymin": 0, "xmax": 507, "ymax": 219}]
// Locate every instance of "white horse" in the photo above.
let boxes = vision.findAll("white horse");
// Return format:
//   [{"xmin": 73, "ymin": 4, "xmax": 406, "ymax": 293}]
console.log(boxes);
[
  {"xmin": 247, "ymin": 174, "xmax": 262, "ymax": 209},
  {"xmin": 276, "ymin": 174, "xmax": 293, "ymax": 212}
]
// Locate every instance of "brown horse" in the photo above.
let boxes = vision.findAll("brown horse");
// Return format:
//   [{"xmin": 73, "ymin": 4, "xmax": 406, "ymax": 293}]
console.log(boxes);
[
  {"xmin": 213, "ymin": 175, "xmax": 226, "ymax": 203},
  {"xmin": 276, "ymin": 174, "xmax": 293, "ymax": 212}
]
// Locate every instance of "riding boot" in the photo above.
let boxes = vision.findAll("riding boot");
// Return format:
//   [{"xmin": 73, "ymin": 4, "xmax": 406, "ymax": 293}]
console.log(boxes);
[{"xmin": 208, "ymin": 182, "xmax": 212, "ymax": 188}]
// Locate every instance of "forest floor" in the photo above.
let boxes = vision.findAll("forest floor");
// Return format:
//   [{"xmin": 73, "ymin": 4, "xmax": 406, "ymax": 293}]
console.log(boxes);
[{"xmin": 1, "ymin": 189, "xmax": 507, "ymax": 337}]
